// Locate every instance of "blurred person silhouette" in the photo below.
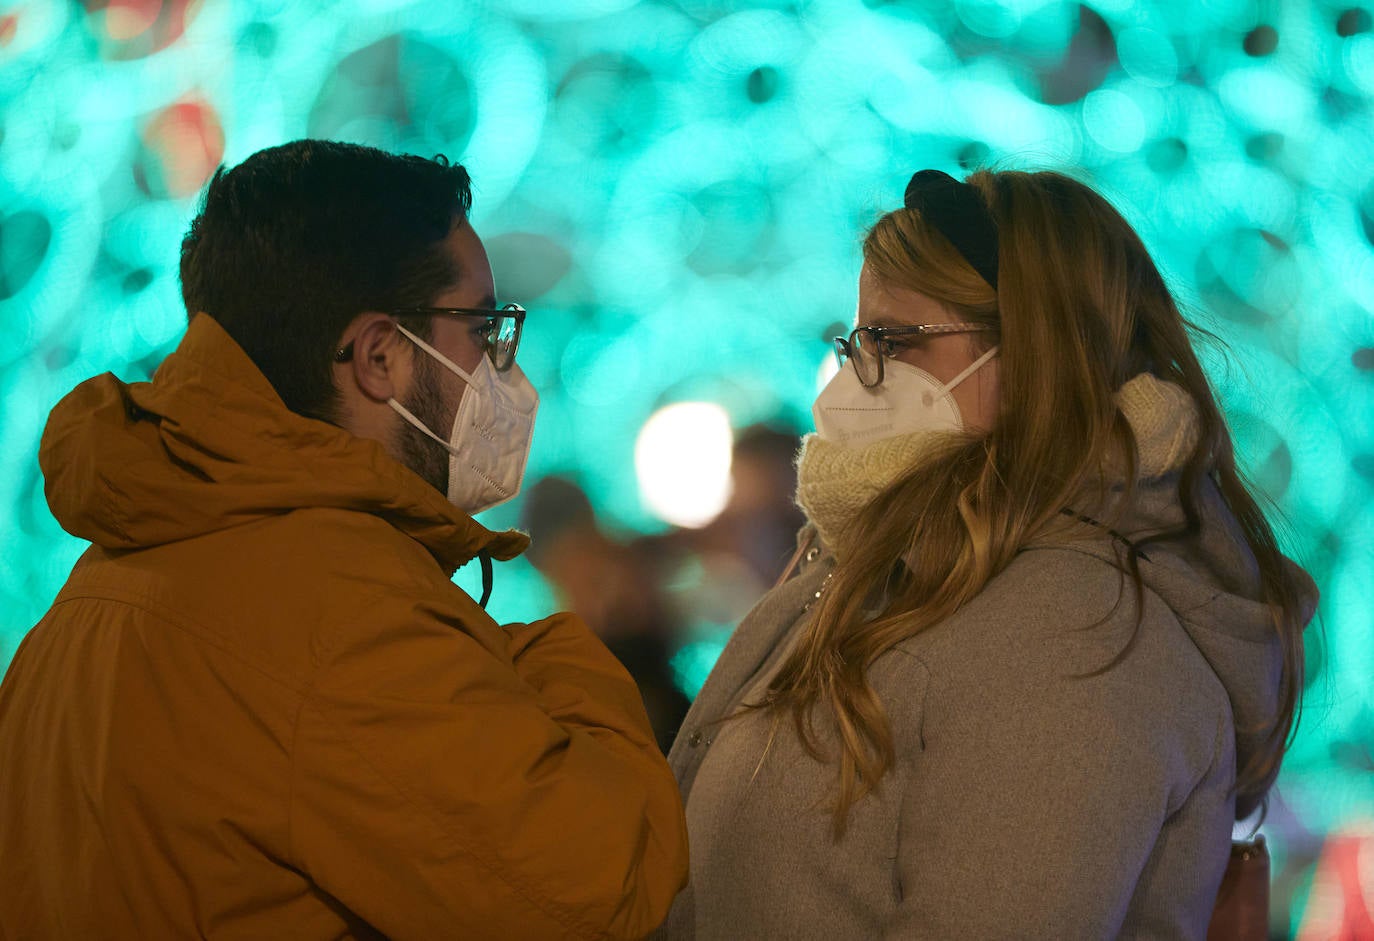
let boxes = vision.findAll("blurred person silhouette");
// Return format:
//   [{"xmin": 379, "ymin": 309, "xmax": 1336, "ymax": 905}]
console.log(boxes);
[
  {"xmin": 521, "ymin": 426, "xmax": 806, "ymax": 753},
  {"xmin": 664, "ymin": 423, "xmax": 807, "ymax": 590},
  {"xmin": 0, "ymin": 140, "xmax": 687, "ymax": 941},
  {"xmin": 639, "ymin": 423, "xmax": 810, "ymax": 665},
  {"xmin": 521, "ymin": 475, "xmax": 690, "ymax": 753},
  {"xmin": 654, "ymin": 168, "xmax": 1317, "ymax": 940}
]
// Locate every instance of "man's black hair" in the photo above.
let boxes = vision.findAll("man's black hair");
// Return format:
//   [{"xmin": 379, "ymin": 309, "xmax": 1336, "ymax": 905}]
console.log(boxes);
[{"xmin": 179, "ymin": 139, "xmax": 473, "ymax": 423}]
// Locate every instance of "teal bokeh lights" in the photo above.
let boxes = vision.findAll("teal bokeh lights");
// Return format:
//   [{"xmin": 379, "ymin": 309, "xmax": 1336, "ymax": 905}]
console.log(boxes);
[{"xmin": 2, "ymin": 0, "xmax": 1372, "ymax": 932}]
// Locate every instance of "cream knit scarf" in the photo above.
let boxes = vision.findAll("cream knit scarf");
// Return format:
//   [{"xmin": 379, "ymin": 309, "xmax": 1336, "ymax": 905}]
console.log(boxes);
[{"xmin": 795, "ymin": 373, "xmax": 1201, "ymax": 557}]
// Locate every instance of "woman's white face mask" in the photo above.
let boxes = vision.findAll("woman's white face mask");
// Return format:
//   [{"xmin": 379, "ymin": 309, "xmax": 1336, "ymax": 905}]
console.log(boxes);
[
  {"xmin": 811, "ymin": 345, "xmax": 999, "ymax": 448},
  {"xmin": 387, "ymin": 323, "xmax": 539, "ymax": 514}
]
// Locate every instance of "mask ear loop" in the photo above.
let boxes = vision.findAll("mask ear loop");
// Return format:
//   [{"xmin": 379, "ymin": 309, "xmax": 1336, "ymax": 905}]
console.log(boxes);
[
  {"xmin": 387, "ymin": 398, "xmax": 459, "ymax": 456},
  {"xmin": 939, "ymin": 344, "xmax": 999, "ymax": 396},
  {"xmin": 386, "ymin": 320, "xmax": 482, "ymax": 456},
  {"xmin": 393, "ymin": 321, "xmax": 478, "ymax": 384}
]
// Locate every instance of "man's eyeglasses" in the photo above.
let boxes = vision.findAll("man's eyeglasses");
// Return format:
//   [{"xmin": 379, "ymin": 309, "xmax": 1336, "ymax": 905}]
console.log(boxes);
[
  {"xmin": 334, "ymin": 303, "xmax": 527, "ymax": 372},
  {"xmin": 833, "ymin": 323, "xmax": 996, "ymax": 388}
]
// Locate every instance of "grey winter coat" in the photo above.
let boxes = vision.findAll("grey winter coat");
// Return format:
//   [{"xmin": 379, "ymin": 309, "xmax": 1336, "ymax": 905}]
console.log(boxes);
[{"xmin": 654, "ymin": 475, "xmax": 1314, "ymax": 940}]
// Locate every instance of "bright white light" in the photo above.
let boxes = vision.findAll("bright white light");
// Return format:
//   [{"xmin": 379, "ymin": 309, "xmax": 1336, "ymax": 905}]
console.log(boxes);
[{"xmin": 635, "ymin": 402, "xmax": 734, "ymax": 528}]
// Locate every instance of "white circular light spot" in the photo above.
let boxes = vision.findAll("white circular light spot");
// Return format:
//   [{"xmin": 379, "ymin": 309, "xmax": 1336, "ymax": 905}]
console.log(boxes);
[
  {"xmin": 1082, "ymin": 88, "xmax": 1147, "ymax": 154},
  {"xmin": 1344, "ymin": 36, "xmax": 1374, "ymax": 95},
  {"xmin": 635, "ymin": 402, "xmax": 734, "ymax": 528},
  {"xmin": 954, "ymin": 0, "xmax": 1021, "ymax": 39},
  {"xmin": 1118, "ymin": 27, "xmax": 1179, "ymax": 88}
]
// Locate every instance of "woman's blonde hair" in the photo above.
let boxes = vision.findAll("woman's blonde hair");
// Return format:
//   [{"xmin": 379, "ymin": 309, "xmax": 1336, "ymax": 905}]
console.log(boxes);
[{"xmin": 759, "ymin": 168, "xmax": 1308, "ymax": 835}]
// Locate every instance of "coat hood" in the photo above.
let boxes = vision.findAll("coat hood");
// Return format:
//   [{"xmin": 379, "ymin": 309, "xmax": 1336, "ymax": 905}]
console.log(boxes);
[
  {"xmin": 1065, "ymin": 469, "xmax": 1317, "ymax": 816},
  {"xmin": 39, "ymin": 314, "xmax": 528, "ymax": 574}
]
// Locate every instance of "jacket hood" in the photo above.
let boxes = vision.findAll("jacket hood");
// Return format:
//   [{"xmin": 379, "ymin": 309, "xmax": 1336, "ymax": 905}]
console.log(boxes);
[
  {"xmin": 40, "ymin": 314, "xmax": 529, "ymax": 574},
  {"xmin": 1065, "ymin": 472, "xmax": 1317, "ymax": 815},
  {"xmin": 1065, "ymin": 374, "xmax": 1317, "ymax": 813}
]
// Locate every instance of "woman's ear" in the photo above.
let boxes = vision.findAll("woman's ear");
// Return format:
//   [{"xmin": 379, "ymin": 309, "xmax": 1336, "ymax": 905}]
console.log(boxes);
[{"xmin": 337, "ymin": 314, "xmax": 410, "ymax": 403}]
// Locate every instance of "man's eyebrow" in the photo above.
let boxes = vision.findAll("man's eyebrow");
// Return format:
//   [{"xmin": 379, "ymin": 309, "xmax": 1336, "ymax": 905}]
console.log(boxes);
[{"xmin": 478, "ymin": 294, "xmax": 498, "ymax": 309}]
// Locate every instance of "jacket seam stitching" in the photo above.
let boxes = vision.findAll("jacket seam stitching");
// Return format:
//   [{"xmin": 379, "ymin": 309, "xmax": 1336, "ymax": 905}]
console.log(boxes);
[
  {"xmin": 102, "ymin": 478, "xmax": 137, "ymax": 546},
  {"xmin": 45, "ymin": 591, "xmax": 309, "ymax": 696}
]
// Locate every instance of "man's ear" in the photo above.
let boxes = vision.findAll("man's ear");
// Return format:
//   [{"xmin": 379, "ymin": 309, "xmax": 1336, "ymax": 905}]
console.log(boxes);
[{"xmin": 337, "ymin": 314, "xmax": 410, "ymax": 403}]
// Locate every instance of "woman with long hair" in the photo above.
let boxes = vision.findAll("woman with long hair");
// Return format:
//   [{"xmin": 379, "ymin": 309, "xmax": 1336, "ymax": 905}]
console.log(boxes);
[{"xmin": 654, "ymin": 168, "xmax": 1315, "ymax": 939}]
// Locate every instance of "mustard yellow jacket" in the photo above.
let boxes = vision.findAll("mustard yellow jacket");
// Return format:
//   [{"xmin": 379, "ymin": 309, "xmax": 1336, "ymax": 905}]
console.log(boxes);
[{"xmin": 0, "ymin": 315, "xmax": 688, "ymax": 940}]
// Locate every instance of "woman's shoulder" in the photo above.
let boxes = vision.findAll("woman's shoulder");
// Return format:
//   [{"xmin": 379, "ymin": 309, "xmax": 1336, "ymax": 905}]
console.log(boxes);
[
  {"xmin": 894, "ymin": 544, "xmax": 1193, "ymax": 655},
  {"xmin": 882, "ymin": 546, "xmax": 1232, "ymax": 742}
]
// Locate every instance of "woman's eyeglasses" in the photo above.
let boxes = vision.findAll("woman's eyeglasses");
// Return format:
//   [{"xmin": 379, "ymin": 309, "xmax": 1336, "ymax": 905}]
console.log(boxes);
[{"xmin": 833, "ymin": 323, "xmax": 996, "ymax": 388}]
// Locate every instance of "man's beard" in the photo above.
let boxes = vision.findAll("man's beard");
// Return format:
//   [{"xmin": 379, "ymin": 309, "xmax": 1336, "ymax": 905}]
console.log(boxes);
[{"xmin": 396, "ymin": 351, "xmax": 453, "ymax": 497}]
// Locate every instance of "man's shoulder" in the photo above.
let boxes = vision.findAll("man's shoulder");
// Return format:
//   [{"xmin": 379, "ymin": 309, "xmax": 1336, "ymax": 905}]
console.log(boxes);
[{"xmin": 51, "ymin": 506, "xmax": 480, "ymax": 680}]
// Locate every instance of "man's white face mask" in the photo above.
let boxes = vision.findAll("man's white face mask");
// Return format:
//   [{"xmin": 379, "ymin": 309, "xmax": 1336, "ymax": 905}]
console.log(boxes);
[
  {"xmin": 812, "ymin": 345, "xmax": 999, "ymax": 447},
  {"xmin": 387, "ymin": 322, "xmax": 539, "ymax": 514}
]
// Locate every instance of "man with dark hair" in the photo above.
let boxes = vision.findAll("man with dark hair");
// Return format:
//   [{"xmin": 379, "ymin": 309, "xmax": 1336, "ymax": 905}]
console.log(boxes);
[{"xmin": 0, "ymin": 140, "xmax": 688, "ymax": 940}]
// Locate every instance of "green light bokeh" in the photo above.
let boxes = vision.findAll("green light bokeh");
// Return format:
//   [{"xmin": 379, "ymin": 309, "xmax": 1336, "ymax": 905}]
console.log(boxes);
[{"xmin": 2, "ymin": 0, "xmax": 1371, "ymax": 929}]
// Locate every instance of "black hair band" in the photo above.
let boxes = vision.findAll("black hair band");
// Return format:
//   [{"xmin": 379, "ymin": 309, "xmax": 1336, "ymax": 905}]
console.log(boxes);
[{"xmin": 903, "ymin": 169, "xmax": 1000, "ymax": 290}]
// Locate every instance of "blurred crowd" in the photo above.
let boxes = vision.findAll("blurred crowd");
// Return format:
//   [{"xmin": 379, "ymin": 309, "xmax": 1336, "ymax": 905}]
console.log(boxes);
[{"xmin": 520, "ymin": 424, "xmax": 805, "ymax": 753}]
